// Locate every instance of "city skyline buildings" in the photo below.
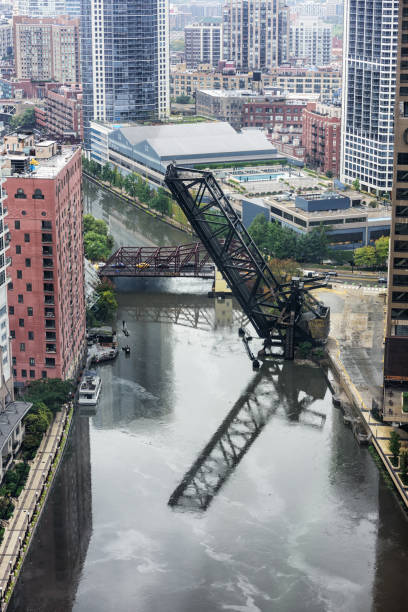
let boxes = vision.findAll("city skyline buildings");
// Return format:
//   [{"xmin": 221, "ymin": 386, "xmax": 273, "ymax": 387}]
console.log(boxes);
[
  {"xmin": 340, "ymin": 0, "xmax": 399, "ymax": 195},
  {"xmin": 81, "ymin": 0, "xmax": 169, "ymax": 148}
]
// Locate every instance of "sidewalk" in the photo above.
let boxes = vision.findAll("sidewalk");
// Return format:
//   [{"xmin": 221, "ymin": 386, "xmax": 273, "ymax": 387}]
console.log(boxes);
[
  {"xmin": 0, "ymin": 405, "xmax": 71, "ymax": 605},
  {"xmin": 319, "ymin": 285, "xmax": 408, "ymax": 508}
]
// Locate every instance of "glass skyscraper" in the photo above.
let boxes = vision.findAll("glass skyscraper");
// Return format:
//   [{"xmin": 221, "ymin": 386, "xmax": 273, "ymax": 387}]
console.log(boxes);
[
  {"xmin": 81, "ymin": 0, "xmax": 169, "ymax": 148},
  {"xmin": 340, "ymin": 0, "xmax": 399, "ymax": 195}
]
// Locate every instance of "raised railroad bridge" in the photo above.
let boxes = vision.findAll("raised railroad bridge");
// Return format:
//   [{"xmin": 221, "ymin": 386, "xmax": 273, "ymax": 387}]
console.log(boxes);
[{"xmin": 99, "ymin": 243, "xmax": 215, "ymax": 279}]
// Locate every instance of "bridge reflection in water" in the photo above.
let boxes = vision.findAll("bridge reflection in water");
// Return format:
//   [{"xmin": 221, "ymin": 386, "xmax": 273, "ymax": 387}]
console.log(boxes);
[{"xmin": 168, "ymin": 361, "xmax": 327, "ymax": 512}]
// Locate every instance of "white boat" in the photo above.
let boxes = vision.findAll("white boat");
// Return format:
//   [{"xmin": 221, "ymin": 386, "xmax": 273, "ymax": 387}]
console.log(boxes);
[{"xmin": 78, "ymin": 371, "xmax": 102, "ymax": 406}]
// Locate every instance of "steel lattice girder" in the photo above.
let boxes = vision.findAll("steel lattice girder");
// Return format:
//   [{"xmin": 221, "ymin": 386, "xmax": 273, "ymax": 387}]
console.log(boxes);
[{"xmin": 165, "ymin": 165, "xmax": 313, "ymax": 347}]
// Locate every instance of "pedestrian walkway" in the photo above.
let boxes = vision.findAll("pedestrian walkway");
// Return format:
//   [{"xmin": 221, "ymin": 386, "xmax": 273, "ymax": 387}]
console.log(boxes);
[
  {"xmin": 323, "ymin": 285, "xmax": 408, "ymax": 508},
  {"xmin": 0, "ymin": 405, "xmax": 71, "ymax": 606}
]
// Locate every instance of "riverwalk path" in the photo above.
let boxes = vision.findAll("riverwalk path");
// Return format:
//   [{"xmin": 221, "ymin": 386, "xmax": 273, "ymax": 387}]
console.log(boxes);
[
  {"xmin": 317, "ymin": 284, "xmax": 408, "ymax": 508},
  {"xmin": 0, "ymin": 405, "xmax": 71, "ymax": 608}
]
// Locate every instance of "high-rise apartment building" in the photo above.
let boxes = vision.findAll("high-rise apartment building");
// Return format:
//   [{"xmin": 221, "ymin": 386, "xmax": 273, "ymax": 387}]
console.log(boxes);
[
  {"xmin": 384, "ymin": 0, "xmax": 408, "ymax": 401},
  {"xmin": 340, "ymin": 0, "xmax": 399, "ymax": 195},
  {"xmin": 184, "ymin": 21, "xmax": 222, "ymax": 69},
  {"xmin": 13, "ymin": 15, "xmax": 80, "ymax": 83},
  {"xmin": 81, "ymin": 0, "xmax": 169, "ymax": 148},
  {"xmin": 4, "ymin": 141, "xmax": 86, "ymax": 385},
  {"xmin": 222, "ymin": 0, "xmax": 288, "ymax": 71},
  {"xmin": 290, "ymin": 17, "xmax": 331, "ymax": 66},
  {"xmin": 14, "ymin": 1, "xmax": 66, "ymax": 17}
]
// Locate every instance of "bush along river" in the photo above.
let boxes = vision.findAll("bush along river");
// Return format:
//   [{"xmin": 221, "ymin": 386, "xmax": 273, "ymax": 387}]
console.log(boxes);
[{"xmin": 8, "ymin": 177, "xmax": 408, "ymax": 612}]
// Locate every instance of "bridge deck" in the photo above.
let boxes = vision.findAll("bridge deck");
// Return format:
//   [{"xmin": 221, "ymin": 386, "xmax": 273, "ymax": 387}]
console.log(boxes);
[{"xmin": 99, "ymin": 243, "xmax": 215, "ymax": 279}]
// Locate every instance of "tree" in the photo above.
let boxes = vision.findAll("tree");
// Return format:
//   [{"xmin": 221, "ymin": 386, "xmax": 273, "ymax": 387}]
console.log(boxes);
[
  {"xmin": 375, "ymin": 236, "xmax": 389, "ymax": 267},
  {"xmin": 25, "ymin": 379, "xmax": 72, "ymax": 414},
  {"xmin": 152, "ymin": 187, "xmax": 172, "ymax": 216},
  {"xmin": 9, "ymin": 108, "xmax": 35, "ymax": 130},
  {"xmin": 94, "ymin": 282, "xmax": 118, "ymax": 321},
  {"xmin": 325, "ymin": 170, "xmax": 333, "ymax": 178},
  {"xmin": 267, "ymin": 258, "xmax": 301, "ymax": 284},
  {"xmin": 101, "ymin": 163, "xmax": 113, "ymax": 184},
  {"xmin": 84, "ymin": 233, "xmax": 111, "ymax": 261},
  {"xmin": 175, "ymin": 95, "xmax": 192, "ymax": 104},
  {"xmin": 354, "ymin": 245, "xmax": 377, "ymax": 268},
  {"xmin": 352, "ymin": 178, "xmax": 360, "ymax": 191},
  {"xmin": 389, "ymin": 430, "xmax": 401, "ymax": 465}
]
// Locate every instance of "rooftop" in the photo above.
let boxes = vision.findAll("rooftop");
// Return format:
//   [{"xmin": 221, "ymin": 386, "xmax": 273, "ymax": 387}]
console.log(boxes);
[
  {"xmin": 3, "ymin": 145, "xmax": 79, "ymax": 179},
  {"xmin": 0, "ymin": 401, "xmax": 32, "ymax": 454},
  {"xmin": 267, "ymin": 195, "xmax": 391, "ymax": 221},
  {"xmin": 115, "ymin": 122, "xmax": 277, "ymax": 159}
]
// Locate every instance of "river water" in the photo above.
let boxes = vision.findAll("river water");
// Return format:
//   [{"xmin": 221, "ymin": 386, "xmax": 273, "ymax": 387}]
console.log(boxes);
[{"xmin": 8, "ymin": 180, "xmax": 408, "ymax": 612}]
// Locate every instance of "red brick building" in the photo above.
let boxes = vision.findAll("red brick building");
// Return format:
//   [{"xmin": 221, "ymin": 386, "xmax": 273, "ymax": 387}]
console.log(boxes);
[
  {"xmin": 241, "ymin": 98, "xmax": 307, "ymax": 131},
  {"xmin": 302, "ymin": 102, "xmax": 341, "ymax": 176},
  {"xmin": 4, "ymin": 142, "xmax": 86, "ymax": 385},
  {"xmin": 43, "ymin": 85, "xmax": 83, "ymax": 141}
]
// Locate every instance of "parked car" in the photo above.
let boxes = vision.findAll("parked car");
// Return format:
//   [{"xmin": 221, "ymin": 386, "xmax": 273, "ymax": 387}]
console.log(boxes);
[
  {"xmin": 135, "ymin": 262, "xmax": 149, "ymax": 269},
  {"xmin": 378, "ymin": 277, "xmax": 387, "ymax": 284},
  {"xmin": 326, "ymin": 271, "xmax": 338, "ymax": 277}
]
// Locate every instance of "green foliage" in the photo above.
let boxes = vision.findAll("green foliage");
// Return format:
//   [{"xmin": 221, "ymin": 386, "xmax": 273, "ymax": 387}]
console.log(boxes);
[
  {"xmin": 375, "ymin": 236, "xmax": 389, "ymax": 267},
  {"xmin": 353, "ymin": 245, "xmax": 376, "ymax": 268},
  {"xmin": 9, "ymin": 108, "xmax": 35, "ymax": 130},
  {"xmin": 175, "ymin": 95, "xmax": 193, "ymax": 104},
  {"xmin": 82, "ymin": 156, "xmax": 101, "ymax": 177},
  {"xmin": 325, "ymin": 170, "xmax": 333, "ymax": 178},
  {"xmin": 25, "ymin": 379, "xmax": 72, "ymax": 414},
  {"xmin": 1, "ymin": 462, "xmax": 30, "ymax": 498},
  {"xmin": 151, "ymin": 187, "xmax": 173, "ymax": 216},
  {"xmin": 248, "ymin": 214, "xmax": 328, "ymax": 263},
  {"xmin": 352, "ymin": 178, "xmax": 360, "ymax": 191},
  {"xmin": 0, "ymin": 497, "xmax": 14, "ymax": 521},
  {"xmin": 298, "ymin": 342, "xmax": 313, "ymax": 359},
  {"xmin": 88, "ymin": 280, "xmax": 118, "ymax": 324},
  {"xmin": 389, "ymin": 430, "xmax": 401, "ymax": 462},
  {"xmin": 83, "ymin": 214, "xmax": 113, "ymax": 262}
]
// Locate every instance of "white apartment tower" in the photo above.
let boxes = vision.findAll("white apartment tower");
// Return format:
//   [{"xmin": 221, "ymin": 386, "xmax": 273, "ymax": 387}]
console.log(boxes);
[
  {"xmin": 184, "ymin": 22, "xmax": 222, "ymax": 69},
  {"xmin": 290, "ymin": 17, "xmax": 332, "ymax": 66},
  {"xmin": 223, "ymin": 0, "xmax": 288, "ymax": 71},
  {"xmin": 340, "ymin": 0, "xmax": 399, "ymax": 195}
]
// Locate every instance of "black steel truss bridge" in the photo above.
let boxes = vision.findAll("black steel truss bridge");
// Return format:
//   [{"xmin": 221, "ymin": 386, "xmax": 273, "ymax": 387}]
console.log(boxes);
[{"xmin": 165, "ymin": 164, "xmax": 330, "ymax": 362}]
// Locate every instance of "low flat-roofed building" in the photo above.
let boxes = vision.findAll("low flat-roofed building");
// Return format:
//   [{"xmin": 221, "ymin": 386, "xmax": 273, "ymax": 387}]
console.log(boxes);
[
  {"xmin": 0, "ymin": 401, "xmax": 32, "ymax": 482},
  {"xmin": 241, "ymin": 191, "xmax": 391, "ymax": 249},
  {"xmin": 92, "ymin": 121, "xmax": 284, "ymax": 186}
]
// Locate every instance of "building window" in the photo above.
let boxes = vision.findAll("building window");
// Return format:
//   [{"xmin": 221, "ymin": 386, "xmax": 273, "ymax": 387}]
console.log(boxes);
[
  {"xmin": 8, "ymin": 282, "xmax": 13, "ymax": 290},
  {"xmin": 16, "ymin": 245, "xmax": 21, "ymax": 254},
  {"xmin": 18, "ymin": 294, "xmax": 23, "ymax": 303},
  {"xmin": 42, "ymin": 246, "xmax": 52, "ymax": 256},
  {"xmin": 29, "ymin": 357, "xmax": 35, "ymax": 366},
  {"xmin": 29, "ymin": 370, "xmax": 35, "ymax": 378},
  {"xmin": 41, "ymin": 370, "xmax": 47, "ymax": 379},
  {"xmin": 12, "ymin": 357, "xmax": 16, "ymax": 366},
  {"xmin": 44, "ymin": 283, "xmax": 54, "ymax": 293},
  {"xmin": 32, "ymin": 189, "xmax": 44, "ymax": 199},
  {"xmin": 46, "ymin": 331, "xmax": 56, "ymax": 340},
  {"xmin": 45, "ymin": 357, "xmax": 55, "ymax": 367},
  {"xmin": 42, "ymin": 233, "xmax": 52, "ymax": 243},
  {"xmin": 28, "ymin": 331, "xmax": 34, "ymax": 340},
  {"xmin": 43, "ymin": 270, "xmax": 53, "ymax": 280},
  {"xmin": 17, "ymin": 270, "xmax": 22, "ymax": 279},
  {"xmin": 24, "ymin": 233, "xmax": 30, "ymax": 243},
  {"xmin": 41, "ymin": 220, "xmax": 52, "ymax": 229},
  {"xmin": 27, "ymin": 307, "xmax": 33, "ymax": 316},
  {"xmin": 21, "ymin": 369, "xmax": 27, "ymax": 378},
  {"xmin": 43, "ymin": 259, "xmax": 53, "ymax": 268},
  {"xmin": 14, "ymin": 221, "xmax": 20, "ymax": 229},
  {"xmin": 10, "ymin": 330, "xmax": 15, "ymax": 338},
  {"xmin": 20, "ymin": 343, "xmax": 25, "ymax": 351},
  {"xmin": 15, "ymin": 189, "xmax": 26, "ymax": 199},
  {"xmin": 26, "ymin": 283, "xmax": 32, "ymax": 292},
  {"xmin": 25, "ymin": 258, "xmax": 31, "ymax": 267},
  {"xmin": 18, "ymin": 318, "xmax": 24, "ymax": 327},
  {"xmin": 13, "ymin": 368, "xmax": 16, "ymax": 377},
  {"xmin": 9, "ymin": 306, "xmax": 13, "ymax": 315}
]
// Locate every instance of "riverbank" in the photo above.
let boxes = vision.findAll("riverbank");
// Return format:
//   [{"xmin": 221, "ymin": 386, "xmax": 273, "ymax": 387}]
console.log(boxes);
[
  {"xmin": 83, "ymin": 172, "xmax": 194, "ymax": 238},
  {"xmin": 318, "ymin": 284, "xmax": 408, "ymax": 509},
  {"xmin": 0, "ymin": 403, "xmax": 74, "ymax": 609}
]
